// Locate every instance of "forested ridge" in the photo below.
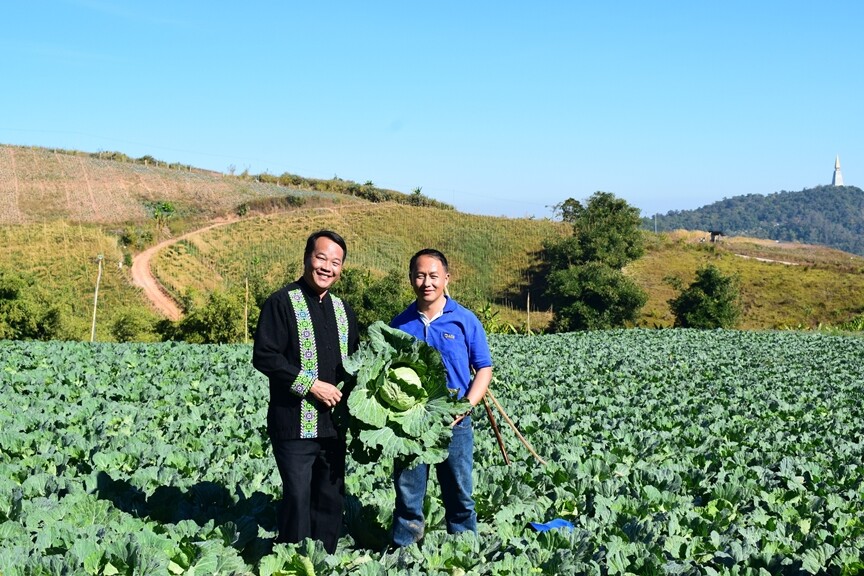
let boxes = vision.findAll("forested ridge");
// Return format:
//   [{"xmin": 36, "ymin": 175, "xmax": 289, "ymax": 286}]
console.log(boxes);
[{"xmin": 647, "ymin": 185, "xmax": 864, "ymax": 255}]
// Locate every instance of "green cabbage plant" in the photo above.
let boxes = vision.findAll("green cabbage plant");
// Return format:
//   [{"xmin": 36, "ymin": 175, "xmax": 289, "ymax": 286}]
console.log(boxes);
[{"xmin": 339, "ymin": 321, "xmax": 466, "ymax": 467}]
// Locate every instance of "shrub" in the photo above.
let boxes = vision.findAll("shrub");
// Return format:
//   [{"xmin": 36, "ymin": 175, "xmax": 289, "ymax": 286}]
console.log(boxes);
[
  {"xmin": 234, "ymin": 195, "xmax": 306, "ymax": 217},
  {"xmin": 162, "ymin": 288, "xmax": 257, "ymax": 344},
  {"xmin": 547, "ymin": 262, "xmax": 647, "ymax": 331},
  {"xmin": 336, "ymin": 268, "xmax": 412, "ymax": 334},
  {"xmin": 0, "ymin": 270, "xmax": 65, "ymax": 340},
  {"xmin": 110, "ymin": 312, "xmax": 155, "ymax": 342},
  {"xmin": 667, "ymin": 264, "xmax": 742, "ymax": 329}
]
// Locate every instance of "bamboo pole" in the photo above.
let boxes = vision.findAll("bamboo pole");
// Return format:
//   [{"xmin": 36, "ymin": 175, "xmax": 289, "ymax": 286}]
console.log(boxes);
[
  {"xmin": 90, "ymin": 254, "xmax": 103, "ymax": 342},
  {"xmin": 483, "ymin": 396, "xmax": 511, "ymax": 465},
  {"xmin": 488, "ymin": 389, "xmax": 546, "ymax": 466}
]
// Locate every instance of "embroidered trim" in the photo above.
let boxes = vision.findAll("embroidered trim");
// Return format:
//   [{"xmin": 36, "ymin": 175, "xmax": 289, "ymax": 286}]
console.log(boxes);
[
  {"xmin": 288, "ymin": 289, "xmax": 350, "ymax": 439},
  {"xmin": 333, "ymin": 298, "xmax": 349, "ymax": 358}
]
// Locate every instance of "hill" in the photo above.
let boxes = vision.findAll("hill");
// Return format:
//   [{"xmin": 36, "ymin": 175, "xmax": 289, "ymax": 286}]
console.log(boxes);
[
  {"xmin": 154, "ymin": 215, "xmax": 864, "ymax": 331},
  {"xmin": 2, "ymin": 143, "xmax": 864, "ymax": 339},
  {"xmin": 149, "ymin": 203, "xmax": 565, "ymax": 322},
  {"xmin": 0, "ymin": 144, "xmax": 451, "ymax": 227},
  {"xmin": 0, "ymin": 144, "xmax": 348, "ymax": 225},
  {"xmin": 0, "ymin": 144, "xmax": 564, "ymax": 338},
  {"xmin": 646, "ymin": 185, "xmax": 864, "ymax": 256}
]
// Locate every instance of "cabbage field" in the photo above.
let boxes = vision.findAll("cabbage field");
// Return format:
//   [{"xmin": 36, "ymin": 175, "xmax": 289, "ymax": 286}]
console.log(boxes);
[{"xmin": 2, "ymin": 330, "xmax": 864, "ymax": 575}]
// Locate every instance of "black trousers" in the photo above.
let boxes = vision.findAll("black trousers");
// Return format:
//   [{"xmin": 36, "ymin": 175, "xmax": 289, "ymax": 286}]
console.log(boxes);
[{"xmin": 270, "ymin": 437, "xmax": 346, "ymax": 553}]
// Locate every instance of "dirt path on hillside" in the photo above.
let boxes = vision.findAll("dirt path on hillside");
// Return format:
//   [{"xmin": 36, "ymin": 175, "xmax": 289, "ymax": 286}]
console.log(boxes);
[
  {"xmin": 131, "ymin": 202, "xmax": 391, "ymax": 319},
  {"xmin": 732, "ymin": 253, "xmax": 799, "ymax": 266},
  {"xmin": 131, "ymin": 216, "xmax": 238, "ymax": 320}
]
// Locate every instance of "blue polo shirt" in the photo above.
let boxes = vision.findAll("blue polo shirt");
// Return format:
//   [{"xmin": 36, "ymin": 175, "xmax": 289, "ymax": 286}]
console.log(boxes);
[{"xmin": 390, "ymin": 296, "xmax": 493, "ymax": 399}]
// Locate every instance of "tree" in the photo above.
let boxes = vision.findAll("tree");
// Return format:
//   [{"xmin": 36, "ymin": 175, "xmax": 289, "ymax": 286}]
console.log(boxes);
[
  {"xmin": 667, "ymin": 264, "xmax": 742, "ymax": 328},
  {"xmin": 0, "ymin": 270, "xmax": 64, "ymax": 340},
  {"xmin": 111, "ymin": 311, "xmax": 155, "ymax": 342},
  {"xmin": 547, "ymin": 262, "xmax": 647, "ymax": 331},
  {"xmin": 553, "ymin": 192, "xmax": 644, "ymax": 269},
  {"xmin": 146, "ymin": 200, "xmax": 176, "ymax": 239},
  {"xmin": 645, "ymin": 185, "xmax": 864, "ymax": 256},
  {"xmin": 163, "ymin": 288, "xmax": 257, "ymax": 343},
  {"xmin": 407, "ymin": 187, "xmax": 426, "ymax": 206},
  {"xmin": 543, "ymin": 192, "xmax": 647, "ymax": 331}
]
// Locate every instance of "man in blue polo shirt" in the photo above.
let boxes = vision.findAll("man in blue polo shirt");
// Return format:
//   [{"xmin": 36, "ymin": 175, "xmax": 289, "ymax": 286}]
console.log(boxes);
[{"xmin": 389, "ymin": 248, "xmax": 493, "ymax": 547}]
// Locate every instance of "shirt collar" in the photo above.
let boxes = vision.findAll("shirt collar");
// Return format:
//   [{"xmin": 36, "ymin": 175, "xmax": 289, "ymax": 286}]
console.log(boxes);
[
  {"xmin": 296, "ymin": 277, "xmax": 329, "ymax": 303},
  {"xmin": 419, "ymin": 307, "xmax": 444, "ymax": 325},
  {"xmin": 417, "ymin": 296, "xmax": 453, "ymax": 324}
]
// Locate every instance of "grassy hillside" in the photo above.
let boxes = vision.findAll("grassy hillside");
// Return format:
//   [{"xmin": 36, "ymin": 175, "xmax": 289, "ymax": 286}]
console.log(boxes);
[
  {"xmin": 4, "ymin": 215, "xmax": 863, "ymax": 338},
  {"xmin": 0, "ymin": 221, "xmax": 159, "ymax": 340},
  {"xmin": 631, "ymin": 231, "xmax": 864, "ymax": 328},
  {"xmin": 150, "ymin": 203, "xmax": 566, "ymax": 329},
  {"xmin": 3, "ymin": 143, "xmax": 864, "ymax": 338},
  {"xmin": 151, "ymin": 207, "xmax": 864, "ymax": 332}
]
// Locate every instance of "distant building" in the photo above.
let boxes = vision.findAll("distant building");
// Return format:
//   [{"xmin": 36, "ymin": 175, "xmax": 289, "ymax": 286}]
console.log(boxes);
[{"xmin": 832, "ymin": 155, "xmax": 844, "ymax": 186}]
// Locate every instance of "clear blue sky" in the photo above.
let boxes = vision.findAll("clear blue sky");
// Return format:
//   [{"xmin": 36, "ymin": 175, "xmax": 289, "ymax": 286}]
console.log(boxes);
[{"xmin": 2, "ymin": 1, "xmax": 861, "ymax": 219}]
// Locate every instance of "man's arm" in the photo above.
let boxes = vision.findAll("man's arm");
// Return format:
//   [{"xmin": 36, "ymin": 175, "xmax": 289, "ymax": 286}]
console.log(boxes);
[
  {"xmin": 465, "ymin": 366, "xmax": 492, "ymax": 408},
  {"xmin": 451, "ymin": 366, "xmax": 492, "ymax": 426},
  {"xmin": 452, "ymin": 312, "xmax": 494, "ymax": 424}
]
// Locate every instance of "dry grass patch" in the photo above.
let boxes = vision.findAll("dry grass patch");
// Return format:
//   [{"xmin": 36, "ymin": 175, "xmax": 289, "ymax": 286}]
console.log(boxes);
[
  {"xmin": 0, "ymin": 144, "xmax": 358, "ymax": 225},
  {"xmin": 0, "ymin": 222, "xmax": 158, "ymax": 339},
  {"xmin": 631, "ymin": 231, "xmax": 864, "ymax": 328}
]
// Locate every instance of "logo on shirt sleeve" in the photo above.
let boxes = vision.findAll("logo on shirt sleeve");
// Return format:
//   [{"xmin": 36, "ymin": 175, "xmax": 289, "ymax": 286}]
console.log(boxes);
[{"xmin": 443, "ymin": 332, "xmax": 456, "ymax": 339}]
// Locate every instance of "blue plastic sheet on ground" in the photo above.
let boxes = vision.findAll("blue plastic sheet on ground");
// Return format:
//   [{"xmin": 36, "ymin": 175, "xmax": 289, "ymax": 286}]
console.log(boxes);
[{"xmin": 527, "ymin": 518, "xmax": 575, "ymax": 532}]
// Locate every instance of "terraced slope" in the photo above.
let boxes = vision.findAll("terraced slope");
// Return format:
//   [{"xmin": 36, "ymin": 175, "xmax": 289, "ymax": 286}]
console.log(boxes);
[{"xmin": 0, "ymin": 145, "xmax": 355, "ymax": 224}]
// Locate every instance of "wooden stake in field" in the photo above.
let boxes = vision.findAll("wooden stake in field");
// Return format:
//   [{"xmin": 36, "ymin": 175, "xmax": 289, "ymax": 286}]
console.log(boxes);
[
  {"xmin": 90, "ymin": 254, "xmax": 104, "ymax": 342},
  {"xmin": 244, "ymin": 277, "xmax": 249, "ymax": 344}
]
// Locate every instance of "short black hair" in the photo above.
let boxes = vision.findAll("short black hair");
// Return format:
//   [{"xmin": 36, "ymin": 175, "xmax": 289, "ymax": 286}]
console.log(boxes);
[
  {"xmin": 304, "ymin": 230, "xmax": 347, "ymax": 262},
  {"xmin": 409, "ymin": 248, "xmax": 448, "ymax": 275}
]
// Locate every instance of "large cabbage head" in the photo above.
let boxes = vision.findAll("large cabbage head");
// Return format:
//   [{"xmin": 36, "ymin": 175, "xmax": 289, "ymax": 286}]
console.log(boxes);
[
  {"xmin": 378, "ymin": 365, "xmax": 427, "ymax": 410},
  {"xmin": 339, "ymin": 321, "xmax": 466, "ymax": 466}
]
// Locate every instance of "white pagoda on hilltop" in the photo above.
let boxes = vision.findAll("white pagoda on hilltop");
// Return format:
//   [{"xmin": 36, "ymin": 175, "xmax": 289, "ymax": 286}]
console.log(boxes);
[{"xmin": 832, "ymin": 155, "xmax": 844, "ymax": 186}]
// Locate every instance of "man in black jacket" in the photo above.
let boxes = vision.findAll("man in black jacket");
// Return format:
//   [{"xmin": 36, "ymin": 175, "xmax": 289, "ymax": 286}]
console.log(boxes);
[{"xmin": 252, "ymin": 230, "xmax": 359, "ymax": 553}]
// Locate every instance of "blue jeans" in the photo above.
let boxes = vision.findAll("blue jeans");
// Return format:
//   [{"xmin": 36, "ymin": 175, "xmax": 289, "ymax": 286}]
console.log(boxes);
[{"xmin": 392, "ymin": 415, "xmax": 476, "ymax": 547}]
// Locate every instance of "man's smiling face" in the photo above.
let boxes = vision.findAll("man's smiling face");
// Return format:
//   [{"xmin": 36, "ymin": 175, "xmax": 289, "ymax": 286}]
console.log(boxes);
[{"xmin": 303, "ymin": 236, "xmax": 344, "ymax": 296}]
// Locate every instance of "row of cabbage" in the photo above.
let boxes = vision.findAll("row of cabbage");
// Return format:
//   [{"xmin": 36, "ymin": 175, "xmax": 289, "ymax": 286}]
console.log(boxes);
[{"xmin": 1, "ymin": 330, "xmax": 863, "ymax": 574}]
